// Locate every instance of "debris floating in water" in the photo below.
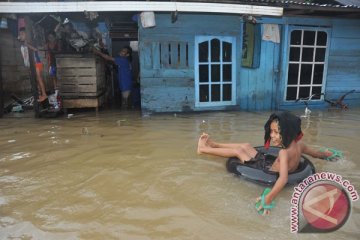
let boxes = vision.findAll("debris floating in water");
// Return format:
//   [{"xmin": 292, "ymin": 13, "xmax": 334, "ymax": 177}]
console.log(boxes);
[
  {"xmin": 116, "ymin": 119, "xmax": 127, "ymax": 126},
  {"xmin": 82, "ymin": 127, "xmax": 89, "ymax": 135}
]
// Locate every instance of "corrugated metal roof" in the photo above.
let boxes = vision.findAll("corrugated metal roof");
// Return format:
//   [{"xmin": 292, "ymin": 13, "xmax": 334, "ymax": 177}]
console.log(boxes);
[
  {"xmin": 254, "ymin": 0, "xmax": 359, "ymax": 9},
  {"xmin": 183, "ymin": 0, "xmax": 360, "ymax": 9},
  {"xmin": 4, "ymin": 0, "xmax": 360, "ymax": 9},
  {"xmin": 175, "ymin": 0, "xmax": 360, "ymax": 18},
  {"xmin": 281, "ymin": 0, "xmax": 360, "ymax": 9},
  {"xmin": 335, "ymin": 0, "xmax": 360, "ymax": 7}
]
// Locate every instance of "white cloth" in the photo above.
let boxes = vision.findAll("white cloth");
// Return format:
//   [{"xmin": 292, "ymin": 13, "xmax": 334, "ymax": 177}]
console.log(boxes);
[
  {"xmin": 262, "ymin": 24, "xmax": 280, "ymax": 43},
  {"xmin": 140, "ymin": 12, "xmax": 156, "ymax": 28},
  {"xmin": 20, "ymin": 45, "xmax": 30, "ymax": 67}
]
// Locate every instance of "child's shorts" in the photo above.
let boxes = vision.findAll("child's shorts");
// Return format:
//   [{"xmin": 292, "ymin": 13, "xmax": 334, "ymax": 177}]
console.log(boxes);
[{"xmin": 35, "ymin": 62, "xmax": 43, "ymax": 71}]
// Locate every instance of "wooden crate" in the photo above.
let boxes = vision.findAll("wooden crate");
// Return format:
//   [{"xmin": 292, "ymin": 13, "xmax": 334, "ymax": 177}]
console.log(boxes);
[
  {"xmin": 62, "ymin": 93, "xmax": 105, "ymax": 113},
  {"xmin": 56, "ymin": 54, "xmax": 105, "ymax": 97}
]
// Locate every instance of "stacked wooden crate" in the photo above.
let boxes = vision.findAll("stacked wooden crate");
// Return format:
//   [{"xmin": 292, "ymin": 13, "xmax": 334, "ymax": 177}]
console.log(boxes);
[{"xmin": 56, "ymin": 54, "xmax": 106, "ymax": 112}]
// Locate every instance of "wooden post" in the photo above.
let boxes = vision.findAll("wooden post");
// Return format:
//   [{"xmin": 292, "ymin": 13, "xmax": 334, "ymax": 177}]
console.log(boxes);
[{"xmin": 24, "ymin": 16, "xmax": 40, "ymax": 118}]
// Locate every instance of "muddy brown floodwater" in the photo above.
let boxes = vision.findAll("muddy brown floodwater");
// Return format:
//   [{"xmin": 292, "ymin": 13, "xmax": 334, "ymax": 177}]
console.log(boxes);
[{"xmin": 0, "ymin": 108, "xmax": 359, "ymax": 239}]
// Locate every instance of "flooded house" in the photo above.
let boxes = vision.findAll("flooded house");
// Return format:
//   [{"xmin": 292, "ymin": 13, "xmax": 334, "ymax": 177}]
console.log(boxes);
[{"xmin": 0, "ymin": 0, "xmax": 360, "ymax": 117}]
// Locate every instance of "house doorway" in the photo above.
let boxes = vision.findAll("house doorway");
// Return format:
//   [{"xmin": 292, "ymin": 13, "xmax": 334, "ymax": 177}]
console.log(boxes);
[
  {"xmin": 108, "ymin": 12, "xmax": 141, "ymax": 109},
  {"xmin": 110, "ymin": 40, "xmax": 140, "ymax": 109}
]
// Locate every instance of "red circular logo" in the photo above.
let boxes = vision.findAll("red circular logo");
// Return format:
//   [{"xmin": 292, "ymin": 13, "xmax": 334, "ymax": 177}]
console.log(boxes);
[{"xmin": 301, "ymin": 183, "xmax": 350, "ymax": 232}]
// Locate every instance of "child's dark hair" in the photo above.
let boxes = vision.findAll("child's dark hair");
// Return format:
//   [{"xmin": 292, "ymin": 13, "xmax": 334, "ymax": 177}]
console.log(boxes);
[
  {"xmin": 264, "ymin": 111, "xmax": 303, "ymax": 149},
  {"xmin": 19, "ymin": 27, "xmax": 26, "ymax": 32}
]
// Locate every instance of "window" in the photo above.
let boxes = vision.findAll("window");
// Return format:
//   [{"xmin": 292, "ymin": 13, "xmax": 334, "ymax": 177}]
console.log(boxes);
[
  {"xmin": 286, "ymin": 29, "xmax": 328, "ymax": 101},
  {"xmin": 159, "ymin": 42, "xmax": 189, "ymax": 69},
  {"xmin": 143, "ymin": 41, "xmax": 189, "ymax": 69},
  {"xmin": 195, "ymin": 36, "xmax": 236, "ymax": 107}
]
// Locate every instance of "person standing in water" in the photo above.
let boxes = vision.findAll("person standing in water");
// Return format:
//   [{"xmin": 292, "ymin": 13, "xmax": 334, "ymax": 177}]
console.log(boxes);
[{"xmin": 93, "ymin": 46, "xmax": 133, "ymax": 108}]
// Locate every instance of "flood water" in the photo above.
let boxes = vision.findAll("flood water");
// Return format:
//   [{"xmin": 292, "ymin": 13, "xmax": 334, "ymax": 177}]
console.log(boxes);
[{"xmin": 0, "ymin": 108, "xmax": 359, "ymax": 240}]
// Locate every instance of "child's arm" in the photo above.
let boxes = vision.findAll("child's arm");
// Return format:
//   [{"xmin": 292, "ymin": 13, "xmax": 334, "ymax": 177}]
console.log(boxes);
[
  {"xmin": 265, "ymin": 150, "xmax": 288, "ymax": 204},
  {"xmin": 93, "ymin": 48, "xmax": 115, "ymax": 62},
  {"xmin": 257, "ymin": 150, "xmax": 288, "ymax": 215},
  {"xmin": 300, "ymin": 142, "xmax": 334, "ymax": 159},
  {"xmin": 24, "ymin": 42, "xmax": 38, "ymax": 52}
]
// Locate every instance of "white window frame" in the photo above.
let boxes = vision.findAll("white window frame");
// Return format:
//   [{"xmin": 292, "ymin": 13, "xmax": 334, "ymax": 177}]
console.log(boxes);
[
  {"xmin": 285, "ymin": 27, "xmax": 330, "ymax": 102},
  {"xmin": 195, "ymin": 36, "xmax": 236, "ymax": 107}
]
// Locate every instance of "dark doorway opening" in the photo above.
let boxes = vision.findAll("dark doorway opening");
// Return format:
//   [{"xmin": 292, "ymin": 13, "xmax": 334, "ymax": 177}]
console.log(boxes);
[{"xmin": 107, "ymin": 13, "xmax": 141, "ymax": 110}]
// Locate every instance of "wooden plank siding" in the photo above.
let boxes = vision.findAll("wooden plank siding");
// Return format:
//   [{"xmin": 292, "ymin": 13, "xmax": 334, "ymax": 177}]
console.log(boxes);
[
  {"xmin": 56, "ymin": 55, "xmax": 106, "ymax": 97},
  {"xmin": 139, "ymin": 13, "xmax": 241, "ymax": 113},
  {"xmin": 239, "ymin": 37, "xmax": 281, "ymax": 110},
  {"xmin": 326, "ymin": 19, "xmax": 360, "ymax": 106},
  {"xmin": 2, "ymin": 13, "xmax": 358, "ymax": 114},
  {"xmin": 276, "ymin": 17, "xmax": 360, "ymax": 110},
  {"xmin": 0, "ymin": 31, "xmax": 32, "ymax": 98},
  {"xmin": 139, "ymin": 13, "xmax": 360, "ymax": 113}
]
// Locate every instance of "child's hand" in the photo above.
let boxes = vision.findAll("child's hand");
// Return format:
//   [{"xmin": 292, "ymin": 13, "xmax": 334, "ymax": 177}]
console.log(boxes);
[
  {"xmin": 323, "ymin": 149, "xmax": 333, "ymax": 158},
  {"xmin": 320, "ymin": 148, "xmax": 343, "ymax": 161},
  {"xmin": 255, "ymin": 188, "xmax": 275, "ymax": 216},
  {"xmin": 255, "ymin": 197, "xmax": 271, "ymax": 215}
]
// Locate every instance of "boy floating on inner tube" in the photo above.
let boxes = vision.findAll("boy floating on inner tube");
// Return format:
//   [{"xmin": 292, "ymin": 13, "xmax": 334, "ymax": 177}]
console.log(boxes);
[{"xmin": 197, "ymin": 111, "xmax": 340, "ymax": 215}]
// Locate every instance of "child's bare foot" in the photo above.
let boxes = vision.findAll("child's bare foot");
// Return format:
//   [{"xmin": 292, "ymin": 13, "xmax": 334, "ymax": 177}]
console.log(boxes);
[
  {"xmin": 205, "ymin": 136, "xmax": 216, "ymax": 148},
  {"xmin": 200, "ymin": 133, "xmax": 217, "ymax": 148},
  {"xmin": 197, "ymin": 133, "xmax": 209, "ymax": 154}
]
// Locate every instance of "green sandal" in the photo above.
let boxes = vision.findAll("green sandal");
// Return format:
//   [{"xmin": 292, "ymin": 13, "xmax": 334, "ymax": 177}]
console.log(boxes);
[
  {"xmin": 320, "ymin": 148, "xmax": 343, "ymax": 162},
  {"xmin": 255, "ymin": 188, "xmax": 275, "ymax": 215}
]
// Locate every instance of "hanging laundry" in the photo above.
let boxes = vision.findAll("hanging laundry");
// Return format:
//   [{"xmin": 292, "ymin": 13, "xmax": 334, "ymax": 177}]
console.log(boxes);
[
  {"xmin": 20, "ymin": 45, "xmax": 30, "ymax": 67},
  {"xmin": 262, "ymin": 24, "xmax": 280, "ymax": 43},
  {"xmin": 140, "ymin": 12, "xmax": 156, "ymax": 28}
]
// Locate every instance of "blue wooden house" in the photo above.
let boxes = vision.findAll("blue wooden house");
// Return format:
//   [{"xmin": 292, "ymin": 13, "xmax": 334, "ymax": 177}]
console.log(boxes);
[
  {"xmin": 138, "ymin": 0, "xmax": 360, "ymax": 113},
  {"xmin": 1, "ymin": 0, "xmax": 359, "ymax": 115}
]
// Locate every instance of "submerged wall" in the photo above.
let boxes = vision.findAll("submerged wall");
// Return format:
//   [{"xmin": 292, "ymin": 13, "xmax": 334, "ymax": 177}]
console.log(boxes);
[
  {"xmin": 139, "ymin": 13, "xmax": 360, "ymax": 113},
  {"xmin": 326, "ymin": 19, "xmax": 360, "ymax": 107},
  {"xmin": 138, "ymin": 13, "xmax": 242, "ymax": 113}
]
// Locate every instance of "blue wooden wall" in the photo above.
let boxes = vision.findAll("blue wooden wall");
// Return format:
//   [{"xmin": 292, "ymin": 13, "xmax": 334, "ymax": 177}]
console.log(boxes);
[
  {"xmin": 139, "ymin": 13, "xmax": 241, "ymax": 113},
  {"xmin": 139, "ymin": 13, "xmax": 360, "ymax": 113},
  {"xmin": 326, "ymin": 19, "xmax": 360, "ymax": 107},
  {"xmin": 277, "ymin": 17, "xmax": 360, "ymax": 110},
  {"xmin": 238, "ymin": 19, "xmax": 281, "ymax": 111}
]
